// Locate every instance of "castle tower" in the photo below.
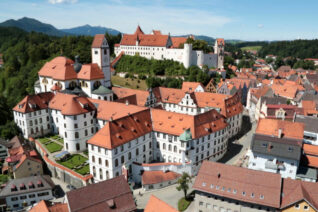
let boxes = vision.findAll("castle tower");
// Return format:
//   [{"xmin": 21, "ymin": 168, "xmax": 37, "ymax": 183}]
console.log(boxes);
[
  {"xmin": 214, "ymin": 38, "xmax": 225, "ymax": 69},
  {"xmin": 183, "ymin": 43, "xmax": 192, "ymax": 68},
  {"xmin": 91, "ymin": 34, "xmax": 111, "ymax": 88}
]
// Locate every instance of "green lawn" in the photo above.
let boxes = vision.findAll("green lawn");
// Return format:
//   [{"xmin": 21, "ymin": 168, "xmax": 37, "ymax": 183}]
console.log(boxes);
[
  {"xmin": 75, "ymin": 165, "xmax": 90, "ymax": 175},
  {"xmin": 178, "ymin": 197, "xmax": 191, "ymax": 211},
  {"xmin": 111, "ymin": 75, "xmax": 147, "ymax": 90},
  {"xmin": 58, "ymin": 154, "xmax": 88, "ymax": 169},
  {"xmin": 241, "ymin": 45, "xmax": 262, "ymax": 52},
  {"xmin": 83, "ymin": 150, "xmax": 88, "ymax": 156},
  {"xmin": 0, "ymin": 175, "xmax": 8, "ymax": 184},
  {"xmin": 45, "ymin": 142, "xmax": 63, "ymax": 153},
  {"xmin": 38, "ymin": 137, "xmax": 50, "ymax": 144}
]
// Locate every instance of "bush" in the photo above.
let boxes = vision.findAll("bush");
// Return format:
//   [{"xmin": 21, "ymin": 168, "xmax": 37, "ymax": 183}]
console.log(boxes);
[{"xmin": 178, "ymin": 197, "xmax": 191, "ymax": 211}]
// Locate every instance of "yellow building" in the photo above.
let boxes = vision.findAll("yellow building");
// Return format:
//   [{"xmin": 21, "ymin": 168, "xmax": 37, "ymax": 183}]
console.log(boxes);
[{"xmin": 281, "ymin": 200, "xmax": 316, "ymax": 212}]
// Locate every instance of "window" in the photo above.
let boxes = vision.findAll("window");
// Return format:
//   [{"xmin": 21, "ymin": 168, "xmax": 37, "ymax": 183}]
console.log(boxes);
[
  {"xmin": 260, "ymin": 194, "xmax": 264, "ymax": 199},
  {"xmin": 11, "ymin": 197, "xmax": 18, "ymax": 201},
  {"xmin": 304, "ymin": 205, "xmax": 309, "ymax": 210},
  {"xmin": 163, "ymin": 143, "xmax": 166, "ymax": 150},
  {"xmin": 74, "ymin": 124, "xmax": 78, "ymax": 128},
  {"xmin": 85, "ymin": 130, "xmax": 88, "ymax": 136},
  {"xmin": 136, "ymin": 148, "xmax": 139, "ymax": 156},
  {"xmin": 37, "ymin": 192, "xmax": 49, "ymax": 197},
  {"xmin": 115, "ymin": 159, "xmax": 118, "ymax": 167},
  {"xmin": 20, "ymin": 195, "xmax": 27, "ymax": 200},
  {"xmin": 74, "ymin": 116, "xmax": 77, "ymax": 120},
  {"xmin": 75, "ymin": 132, "xmax": 79, "ymax": 138},
  {"xmin": 65, "ymin": 132, "xmax": 67, "ymax": 138},
  {"xmin": 98, "ymin": 158, "xmax": 102, "ymax": 165},
  {"xmin": 92, "ymin": 156, "xmax": 95, "ymax": 163},
  {"xmin": 242, "ymin": 191, "xmax": 246, "ymax": 196},
  {"xmin": 29, "ymin": 194, "xmax": 36, "ymax": 198}
]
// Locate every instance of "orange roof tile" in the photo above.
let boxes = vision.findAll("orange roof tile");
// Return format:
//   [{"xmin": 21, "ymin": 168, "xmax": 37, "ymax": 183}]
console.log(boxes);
[
  {"xmin": 89, "ymin": 98, "xmax": 147, "ymax": 121},
  {"xmin": 30, "ymin": 200, "xmax": 69, "ymax": 212},
  {"xmin": 305, "ymin": 155, "xmax": 318, "ymax": 169},
  {"xmin": 181, "ymin": 82, "xmax": 204, "ymax": 92},
  {"xmin": 145, "ymin": 195, "xmax": 178, "ymax": 212},
  {"xmin": 142, "ymin": 170, "xmax": 181, "ymax": 185},
  {"xmin": 216, "ymin": 38, "xmax": 225, "ymax": 45},
  {"xmin": 49, "ymin": 93, "xmax": 95, "ymax": 115},
  {"xmin": 256, "ymin": 118, "xmax": 304, "ymax": 140},
  {"xmin": 171, "ymin": 37, "xmax": 187, "ymax": 48},
  {"xmin": 91, "ymin": 34, "xmax": 105, "ymax": 48},
  {"xmin": 281, "ymin": 178, "xmax": 318, "ymax": 210},
  {"xmin": 303, "ymin": 144, "xmax": 318, "ymax": 156},
  {"xmin": 302, "ymin": 100, "xmax": 318, "ymax": 116},
  {"xmin": 38, "ymin": 56, "xmax": 77, "ymax": 80},
  {"xmin": 13, "ymin": 92, "xmax": 54, "ymax": 113},
  {"xmin": 151, "ymin": 109, "xmax": 227, "ymax": 138},
  {"xmin": 88, "ymin": 109, "xmax": 152, "ymax": 149},
  {"xmin": 77, "ymin": 63, "xmax": 104, "ymax": 80},
  {"xmin": 29, "ymin": 200, "xmax": 50, "ymax": 212},
  {"xmin": 112, "ymin": 87, "xmax": 150, "ymax": 106},
  {"xmin": 271, "ymin": 83, "xmax": 298, "ymax": 99}
]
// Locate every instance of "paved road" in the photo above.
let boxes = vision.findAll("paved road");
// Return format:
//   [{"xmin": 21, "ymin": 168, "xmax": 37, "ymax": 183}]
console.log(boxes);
[{"xmin": 134, "ymin": 181, "xmax": 194, "ymax": 210}]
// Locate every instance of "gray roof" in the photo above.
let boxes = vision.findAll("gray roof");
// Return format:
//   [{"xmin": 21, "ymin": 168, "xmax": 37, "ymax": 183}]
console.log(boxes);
[
  {"xmin": 296, "ymin": 166, "xmax": 317, "ymax": 181},
  {"xmin": 301, "ymin": 93, "xmax": 318, "ymax": 101},
  {"xmin": 295, "ymin": 115, "xmax": 318, "ymax": 133},
  {"xmin": 260, "ymin": 96, "xmax": 288, "ymax": 105},
  {"xmin": 92, "ymin": 85, "xmax": 112, "ymax": 95},
  {"xmin": 251, "ymin": 134, "xmax": 302, "ymax": 161},
  {"xmin": 0, "ymin": 138, "xmax": 10, "ymax": 148},
  {"xmin": 0, "ymin": 175, "xmax": 55, "ymax": 197}
]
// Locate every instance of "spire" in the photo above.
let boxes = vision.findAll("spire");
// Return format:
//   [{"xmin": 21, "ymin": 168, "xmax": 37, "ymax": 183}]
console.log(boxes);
[{"xmin": 134, "ymin": 25, "xmax": 144, "ymax": 35}]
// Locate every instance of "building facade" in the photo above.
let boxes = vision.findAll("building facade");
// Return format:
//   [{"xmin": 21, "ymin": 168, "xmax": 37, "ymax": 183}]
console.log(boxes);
[{"xmin": 114, "ymin": 26, "xmax": 224, "ymax": 69}]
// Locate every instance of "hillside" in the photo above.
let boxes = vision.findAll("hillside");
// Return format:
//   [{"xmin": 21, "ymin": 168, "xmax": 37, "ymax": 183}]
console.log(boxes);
[
  {"xmin": 61, "ymin": 24, "xmax": 121, "ymax": 36},
  {"xmin": 0, "ymin": 17, "xmax": 67, "ymax": 36}
]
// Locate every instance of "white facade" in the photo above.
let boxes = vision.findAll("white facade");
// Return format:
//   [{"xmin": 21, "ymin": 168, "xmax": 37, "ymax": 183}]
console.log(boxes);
[
  {"xmin": 115, "ymin": 41, "xmax": 223, "ymax": 69},
  {"xmin": 248, "ymin": 152, "xmax": 298, "ymax": 179},
  {"xmin": 88, "ymin": 132, "xmax": 152, "ymax": 182},
  {"xmin": 13, "ymin": 109, "xmax": 51, "ymax": 139}
]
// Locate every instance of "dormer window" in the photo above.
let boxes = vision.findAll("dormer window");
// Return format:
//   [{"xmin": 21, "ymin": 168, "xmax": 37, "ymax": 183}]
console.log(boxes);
[{"xmin": 202, "ymin": 182, "xmax": 206, "ymax": 187}]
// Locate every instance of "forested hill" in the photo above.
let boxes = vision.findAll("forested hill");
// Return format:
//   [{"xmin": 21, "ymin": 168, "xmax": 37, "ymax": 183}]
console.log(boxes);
[
  {"xmin": 258, "ymin": 39, "xmax": 318, "ymax": 59},
  {"xmin": 0, "ymin": 26, "xmax": 120, "ymax": 139}
]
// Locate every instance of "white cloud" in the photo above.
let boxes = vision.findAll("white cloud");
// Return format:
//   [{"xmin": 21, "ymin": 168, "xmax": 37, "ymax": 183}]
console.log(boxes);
[
  {"xmin": 48, "ymin": 0, "xmax": 78, "ymax": 4},
  {"xmin": 257, "ymin": 24, "xmax": 264, "ymax": 28}
]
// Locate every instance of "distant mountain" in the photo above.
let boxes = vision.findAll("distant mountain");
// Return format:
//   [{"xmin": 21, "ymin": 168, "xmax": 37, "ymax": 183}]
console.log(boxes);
[
  {"xmin": 61, "ymin": 24, "xmax": 121, "ymax": 36},
  {"xmin": 0, "ymin": 17, "xmax": 68, "ymax": 36}
]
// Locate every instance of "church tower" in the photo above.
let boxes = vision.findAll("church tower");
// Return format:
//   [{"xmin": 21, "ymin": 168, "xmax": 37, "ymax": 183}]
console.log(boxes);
[
  {"xmin": 214, "ymin": 38, "xmax": 225, "ymax": 69},
  {"xmin": 91, "ymin": 34, "xmax": 111, "ymax": 88}
]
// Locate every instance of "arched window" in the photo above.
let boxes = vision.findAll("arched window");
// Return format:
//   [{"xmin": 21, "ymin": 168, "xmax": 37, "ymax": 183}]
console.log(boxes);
[
  {"xmin": 31, "ymin": 128, "xmax": 34, "ymax": 134},
  {"xmin": 168, "ymin": 144, "xmax": 172, "ymax": 151},
  {"xmin": 99, "ymin": 168, "xmax": 103, "ymax": 180},
  {"xmin": 174, "ymin": 146, "xmax": 177, "ymax": 153},
  {"xmin": 69, "ymin": 81, "xmax": 77, "ymax": 89},
  {"xmin": 92, "ymin": 166, "xmax": 96, "ymax": 177},
  {"xmin": 121, "ymin": 156, "xmax": 125, "ymax": 164},
  {"xmin": 35, "ymin": 119, "xmax": 38, "ymax": 125},
  {"xmin": 92, "ymin": 156, "xmax": 95, "ymax": 163},
  {"xmin": 115, "ymin": 159, "xmax": 118, "ymax": 167},
  {"xmin": 128, "ymin": 152, "xmax": 131, "ymax": 160},
  {"xmin": 98, "ymin": 158, "xmax": 101, "ymax": 165},
  {"xmin": 66, "ymin": 143, "xmax": 68, "ymax": 150},
  {"xmin": 93, "ymin": 81, "xmax": 101, "ymax": 89},
  {"xmin": 56, "ymin": 81, "xmax": 62, "ymax": 89},
  {"xmin": 47, "ymin": 124, "xmax": 50, "ymax": 129},
  {"xmin": 106, "ymin": 171, "xmax": 109, "ymax": 179},
  {"xmin": 136, "ymin": 148, "xmax": 139, "ymax": 156},
  {"xmin": 105, "ymin": 160, "xmax": 109, "ymax": 167},
  {"xmin": 42, "ymin": 77, "xmax": 48, "ymax": 84},
  {"xmin": 75, "ymin": 132, "xmax": 79, "ymax": 138},
  {"xmin": 76, "ymin": 143, "xmax": 80, "ymax": 151},
  {"xmin": 35, "ymin": 127, "xmax": 39, "ymax": 133},
  {"xmin": 163, "ymin": 143, "xmax": 166, "ymax": 150}
]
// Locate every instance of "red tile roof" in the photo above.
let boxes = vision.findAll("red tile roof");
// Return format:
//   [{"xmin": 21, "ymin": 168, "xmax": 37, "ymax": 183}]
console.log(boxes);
[
  {"xmin": 77, "ymin": 63, "xmax": 104, "ymax": 80},
  {"xmin": 171, "ymin": 37, "xmax": 187, "ymax": 48},
  {"xmin": 88, "ymin": 109, "xmax": 152, "ymax": 149},
  {"xmin": 15, "ymin": 154, "xmax": 42, "ymax": 170},
  {"xmin": 303, "ymin": 144, "xmax": 318, "ymax": 156},
  {"xmin": 13, "ymin": 92, "xmax": 54, "ymax": 113},
  {"xmin": 49, "ymin": 93, "xmax": 96, "ymax": 115},
  {"xmin": 216, "ymin": 38, "xmax": 225, "ymax": 45},
  {"xmin": 193, "ymin": 161, "xmax": 282, "ymax": 208},
  {"xmin": 30, "ymin": 200, "xmax": 69, "ymax": 212},
  {"xmin": 120, "ymin": 26, "xmax": 170, "ymax": 47},
  {"xmin": 305, "ymin": 155, "xmax": 318, "ymax": 169},
  {"xmin": 91, "ymin": 34, "xmax": 105, "ymax": 48},
  {"xmin": 281, "ymin": 178, "xmax": 318, "ymax": 210},
  {"xmin": 112, "ymin": 86, "xmax": 150, "ymax": 106},
  {"xmin": 38, "ymin": 56, "xmax": 77, "ymax": 80},
  {"xmin": 145, "ymin": 195, "xmax": 178, "ymax": 212},
  {"xmin": 66, "ymin": 175, "xmax": 136, "ymax": 212},
  {"xmin": 89, "ymin": 98, "xmax": 148, "ymax": 121},
  {"xmin": 142, "ymin": 170, "xmax": 181, "ymax": 185},
  {"xmin": 256, "ymin": 118, "xmax": 304, "ymax": 140},
  {"xmin": 151, "ymin": 108, "xmax": 227, "ymax": 138},
  {"xmin": 181, "ymin": 82, "xmax": 204, "ymax": 92}
]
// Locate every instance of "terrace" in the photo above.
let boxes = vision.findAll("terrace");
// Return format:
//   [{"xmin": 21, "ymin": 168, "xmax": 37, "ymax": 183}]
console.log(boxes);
[{"xmin": 36, "ymin": 135, "xmax": 90, "ymax": 176}]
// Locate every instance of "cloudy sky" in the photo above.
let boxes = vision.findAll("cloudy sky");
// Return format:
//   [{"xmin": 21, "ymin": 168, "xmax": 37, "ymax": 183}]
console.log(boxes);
[{"xmin": 0, "ymin": 0, "xmax": 318, "ymax": 41}]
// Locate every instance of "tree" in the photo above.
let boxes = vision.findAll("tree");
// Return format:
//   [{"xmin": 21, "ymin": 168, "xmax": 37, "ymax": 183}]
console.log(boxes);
[{"xmin": 176, "ymin": 172, "xmax": 192, "ymax": 199}]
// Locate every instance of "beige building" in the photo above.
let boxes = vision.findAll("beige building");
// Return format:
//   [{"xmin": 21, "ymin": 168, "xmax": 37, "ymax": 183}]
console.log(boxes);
[
  {"xmin": 13, "ymin": 155, "xmax": 43, "ymax": 179},
  {"xmin": 193, "ymin": 161, "xmax": 318, "ymax": 212}
]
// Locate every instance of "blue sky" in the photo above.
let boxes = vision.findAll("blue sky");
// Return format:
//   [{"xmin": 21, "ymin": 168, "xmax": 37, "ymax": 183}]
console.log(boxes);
[{"xmin": 0, "ymin": 0, "xmax": 318, "ymax": 41}]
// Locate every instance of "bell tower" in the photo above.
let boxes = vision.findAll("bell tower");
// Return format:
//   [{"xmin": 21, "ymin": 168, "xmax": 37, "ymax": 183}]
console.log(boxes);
[{"xmin": 92, "ymin": 34, "xmax": 111, "ymax": 88}]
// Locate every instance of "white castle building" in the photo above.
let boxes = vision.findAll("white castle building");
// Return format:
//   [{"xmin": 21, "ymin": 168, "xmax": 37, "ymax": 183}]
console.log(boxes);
[
  {"xmin": 114, "ymin": 26, "xmax": 224, "ymax": 69},
  {"xmin": 13, "ymin": 35, "xmax": 242, "ymax": 183}
]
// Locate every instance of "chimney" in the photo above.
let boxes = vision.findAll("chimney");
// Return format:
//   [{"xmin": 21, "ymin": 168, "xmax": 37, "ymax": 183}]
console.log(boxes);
[
  {"xmin": 125, "ymin": 100, "xmax": 129, "ymax": 105},
  {"xmin": 278, "ymin": 128, "xmax": 282, "ymax": 138}
]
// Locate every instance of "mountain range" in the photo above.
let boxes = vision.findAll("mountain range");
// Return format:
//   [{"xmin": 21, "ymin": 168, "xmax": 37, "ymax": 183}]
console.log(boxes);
[{"xmin": 0, "ymin": 17, "xmax": 242, "ymax": 44}]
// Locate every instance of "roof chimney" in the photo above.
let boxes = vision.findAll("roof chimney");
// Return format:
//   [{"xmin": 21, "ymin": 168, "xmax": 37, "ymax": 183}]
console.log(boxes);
[
  {"xmin": 278, "ymin": 128, "xmax": 282, "ymax": 138},
  {"xmin": 125, "ymin": 100, "xmax": 129, "ymax": 105}
]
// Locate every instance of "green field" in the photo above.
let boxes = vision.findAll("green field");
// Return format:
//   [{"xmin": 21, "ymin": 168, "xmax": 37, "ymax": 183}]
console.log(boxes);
[
  {"xmin": 111, "ymin": 75, "xmax": 147, "ymax": 90},
  {"xmin": 45, "ymin": 142, "xmax": 63, "ymax": 153},
  {"xmin": 58, "ymin": 154, "xmax": 88, "ymax": 170},
  {"xmin": 241, "ymin": 45, "xmax": 262, "ymax": 51},
  {"xmin": 75, "ymin": 164, "xmax": 90, "ymax": 175}
]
